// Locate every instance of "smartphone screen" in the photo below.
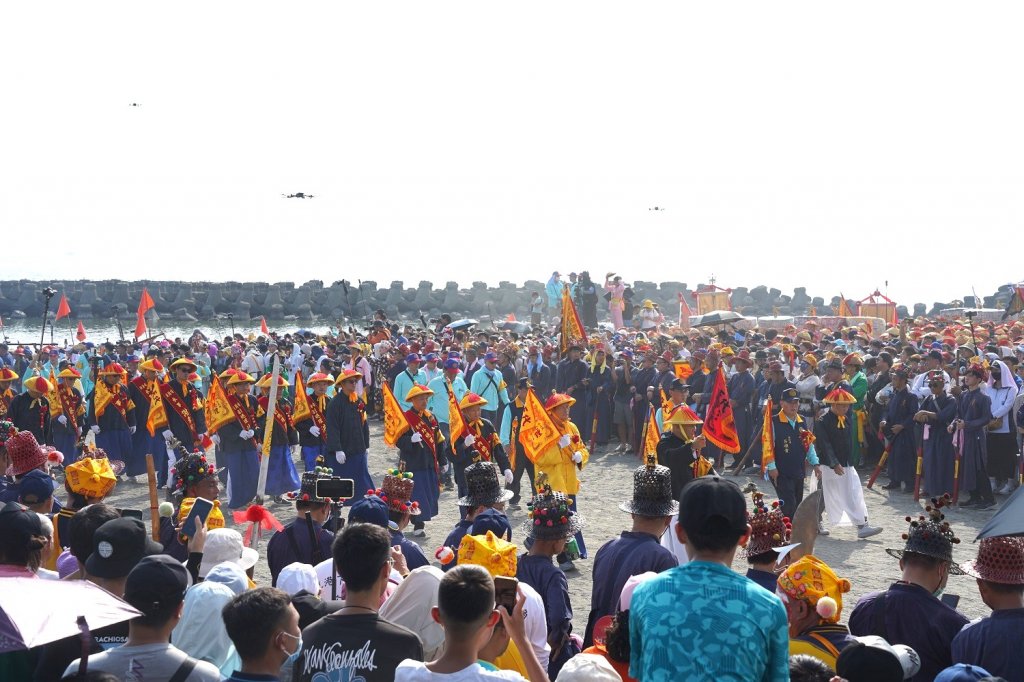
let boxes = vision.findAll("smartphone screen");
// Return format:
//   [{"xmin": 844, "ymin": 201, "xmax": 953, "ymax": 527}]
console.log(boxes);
[
  {"xmin": 119, "ymin": 508, "xmax": 143, "ymax": 520},
  {"xmin": 493, "ymin": 575, "xmax": 518, "ymax": 614},
  {"xmin": 316, "ymin": 477, "xmax": 355, "ymax": 500},
  {"xmin": 179, "ymin": 497, "xmax": 215, "ymax": 541}
]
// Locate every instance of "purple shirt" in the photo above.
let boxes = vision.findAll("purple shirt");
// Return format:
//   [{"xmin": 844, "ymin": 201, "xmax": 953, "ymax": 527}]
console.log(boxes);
[
  {"xmin": 952, "ymin": 608, "xmax": 1024, "ymax": 682},
  {"xmin": 585, "ymin": 531, "xmax": 677, "ymax": 646},
  {"xmin": 849, "ymin": 582, "xmax": 969, "ymax": 682}
]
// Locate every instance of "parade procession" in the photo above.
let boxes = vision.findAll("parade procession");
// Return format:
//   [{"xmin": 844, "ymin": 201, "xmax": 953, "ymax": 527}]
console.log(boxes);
[{"xmin": 1, "ymin": 277, "xmax": 1024, "ymax": 682}]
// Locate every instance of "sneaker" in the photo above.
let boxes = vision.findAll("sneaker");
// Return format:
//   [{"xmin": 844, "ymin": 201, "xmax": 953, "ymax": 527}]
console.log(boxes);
[
  {"xmin": 817, "ymin": 523, "xmax": 830, "ymax": 536},
  {"xmin": 997, "ymin": 480, "xmax": 1015, "ymax": 496},
  {"xmin": 509, "ymin": 494, "xmax": 522, "ymax": 506},
  {"xmin": 558, "ymin": 560, "xmax": 576, "ymax": 572},
  {"xmin": 614, "ymin": 443, "xmax": 627, "ymax": 454},
  {"xmin": 126, "ymin": 475, "xmax": 138, "ymax": 484},
  {"xmin": 857, "ymin": 525, "xmax": 883, "ymax": 539},
  {"xmin": 410, "ymin": 528, "xmax": 426, "ymax": 537},
  {"xmin": 881, "ymin": 481, "xmax": 900, "ymax": 490},
  {"xmin": 960, "ymin": 497, "xmax": 980, "ymax": 508}
]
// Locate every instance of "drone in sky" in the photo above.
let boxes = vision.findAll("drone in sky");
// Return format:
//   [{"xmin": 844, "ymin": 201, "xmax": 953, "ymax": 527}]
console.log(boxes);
[
  {"xmin": 648, "ymin": 206, "xmax": 665, "ymax": 211},
  {"xmin": 283, "ymin": 193, "xmax": 315, "ymax": 199}
]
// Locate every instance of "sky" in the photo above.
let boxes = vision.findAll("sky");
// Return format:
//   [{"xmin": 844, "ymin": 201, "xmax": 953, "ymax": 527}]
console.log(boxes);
[{"xmin": 3, "ymin": 2, "xmax": 1023, "ymax": 308}]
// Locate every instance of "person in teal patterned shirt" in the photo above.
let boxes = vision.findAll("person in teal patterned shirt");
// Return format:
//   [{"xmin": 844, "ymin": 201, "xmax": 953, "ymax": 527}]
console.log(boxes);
[{"xmin": 629, "ymin": 476, "xmax": 790, "ymax": 681}]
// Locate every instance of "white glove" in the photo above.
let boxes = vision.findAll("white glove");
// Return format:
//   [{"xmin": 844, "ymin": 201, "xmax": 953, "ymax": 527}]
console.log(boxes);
[
  {"xmin": 57, "ymin": 415, "xmax": 68, "ymax": 426},
  {"xmin": 411, "ymin": 432, "xmax": 423, "ymax": 443},
  {"xmin": 558, "ymin": 434, "xmax": 571, "ymax": 448},
  {"xmin": 212, "ymin": 434, "xmax": 221, "ymax": 446},
  {"xmin": 90, "ymin": 425, "xmax": 101, "ymax": 435},
  {"xmin": 130, "ymin": 426, "xmax": 136, "ymax": 435},
  {"xmin": 162, "ymin": 429, "xmax": 173, "ymax": 442},
  {"xmin": 571, "ymin": 451, "xmax": 583, "ymax": 464},
  {"xmin": 336, "ymin": 451, "xmax": 347, "ymax": 464},
  {"xmin": 240, "ymin": 429, "xmax": 254, "ymax": 440},
  {"xmin": 504, "ymin": 469, "xmax": 514, "ymax": 484},
  {"xmin": 310, "ymin": 425, "xmax": 321, "ymax": 437},
  {"xmin": 464, "ymin": 434, "xmax": 476, "ymax": 446}
]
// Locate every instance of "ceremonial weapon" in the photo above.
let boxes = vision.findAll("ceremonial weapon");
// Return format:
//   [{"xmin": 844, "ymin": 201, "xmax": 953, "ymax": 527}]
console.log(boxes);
[
  {"xmin": 146, "ymin": 454, "xmax": 160, "ymax": 541},
  {"xmin": 866, "ymin": 430, "xmax": 890, "ymax": 489},
  {"xmin": 952, "ymin": 426, "xmax": 963, "ymax": 504},
  {"xmin": 913, "ymin": 424, "xmax": 924, "ymax": 501},
  {"xmin": 255, "ymin": 355, "xmax": 282, "ymax": 504}
]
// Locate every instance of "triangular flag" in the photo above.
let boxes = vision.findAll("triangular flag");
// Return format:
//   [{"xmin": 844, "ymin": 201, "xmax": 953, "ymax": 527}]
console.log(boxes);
[
  {"xmin": 204, "ymin": 374, "xmax": 234, "ymax": 435},
  {"xmin": 76, "ymin": 321, "xmax": 87, "ymax": 342},
  {"xmin": 260, "ymin": 317, "xmax": 269, "ymax": 335},
  {"xmin": 55, "ymin": 294, "xmax": 71, "ymax": 321},
  {"xmin": 519, "ymin": 388, "xmax": 561, "ymax": 464},
  {"xmin": 643, "ymin": 408, "xmax": 660, "ymax": 458},
  {"xmin": 559, "ymin": 284, "xmax": 585, "ymax": 354},
  {"xmin": 505, "ymin": 313, "xmax": 516, "ymax": 322},
  {"xmin": 837, "ymin": 293, "xmax": 854, "ymax": 317},
  {"xmin": 292, "ymin": 371, "xmax": 311, "ymax": 424},
  {"xmin": 382, "ymin": 382, "xmax": 411, "ymax": 447},
  {"xmin": 138, "ymin": 288, "xmax": 155, "ymax": 316},
  {"xmin": 702, "ymin": 366, "xmax": 741, "ymax": 454},
  {"xmin": 678, "ymin": 291, "xmax": 692, "ymax": 329},
  {"xmin": 146, "ymin": 377, "xmax": 169, "ymax": 436},
  {"xmin": 134, "ymin": 312, "xmax": 147, "ymax": 339}
]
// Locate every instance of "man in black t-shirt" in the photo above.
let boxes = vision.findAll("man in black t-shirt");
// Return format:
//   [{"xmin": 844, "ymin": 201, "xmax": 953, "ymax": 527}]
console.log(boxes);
[{"xmin": 295, "ymin": 522, "xmax": 423, "ymax": 682}]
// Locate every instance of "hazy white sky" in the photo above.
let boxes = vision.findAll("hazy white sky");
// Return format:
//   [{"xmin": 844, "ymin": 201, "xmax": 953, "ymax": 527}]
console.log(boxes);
[{"xmin": 3, "ymin": 2, "xmax": 1022, "ymax": 306}]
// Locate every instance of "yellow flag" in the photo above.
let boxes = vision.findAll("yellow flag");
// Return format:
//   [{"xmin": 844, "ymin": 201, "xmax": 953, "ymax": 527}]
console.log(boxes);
[
  {"xmin": 447, "ymin": 382, "xmax": 467, "ymax": 441},
  {"xmin": 643, "ymin": 408, "xmax": 660, "ymax": 457},
  {"xmin": 837, "ymin": 293, "xmax": 854, "ymax": 317},
  {"xmin": 292, "ymin": 370, "xmax": 311, "ymax": 424},
  {"xmin": 382, "ymin": 382, "xmax": 410, "ymax": 447},
  {"xmin": 560, "ymin": 284, "xmax": 586, "ymax": 354},
  {"xmin": 202, "ymin": 374, "xmax": 233, "ymax": 435},
  {"xmin": 93, "ymin": 378, "xmax": 114, "ymax": 419},
  {"xmin": 760, "ymin": 396, "xmax": 775, "ymax": 475},
  {"xmin": 519, "ymin": 389, "xmax": 560, "ymax": 464},
  {"xmin": 47, "ymin": 371, "xmax": 62, "ymax": 419}
]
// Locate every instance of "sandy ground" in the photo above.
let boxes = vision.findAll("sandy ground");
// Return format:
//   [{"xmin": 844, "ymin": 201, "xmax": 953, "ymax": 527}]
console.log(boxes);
[{"xmin": 102, "ymin": 420, "xmax": 1000, "ymax": 627}]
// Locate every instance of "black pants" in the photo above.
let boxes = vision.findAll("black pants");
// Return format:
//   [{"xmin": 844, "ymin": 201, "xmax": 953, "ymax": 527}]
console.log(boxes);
[
  {"xmin": 772, "ymin": 474, "xmax": 804, "ymax": 520},
  {"xmin": 971, "ymin": 471, "xmax": 995, "ymax": 504},
  {"xmin": 509, "ymin": 454, "xmax": 535, "ymax": 499}
]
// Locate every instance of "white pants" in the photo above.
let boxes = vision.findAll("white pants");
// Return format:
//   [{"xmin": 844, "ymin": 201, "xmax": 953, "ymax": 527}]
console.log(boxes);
[{"xmin": 820, "ymin": 464, "xmax": 869, "ymax": 527}]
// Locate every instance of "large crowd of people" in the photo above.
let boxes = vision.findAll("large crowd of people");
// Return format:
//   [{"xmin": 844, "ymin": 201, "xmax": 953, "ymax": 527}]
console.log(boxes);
[{"xmin": 1, "ymin": 273, "xmax": 1024, "ymax": 681}]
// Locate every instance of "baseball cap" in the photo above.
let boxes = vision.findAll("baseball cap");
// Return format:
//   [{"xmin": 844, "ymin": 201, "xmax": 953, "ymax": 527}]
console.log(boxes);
[
  {"xmin": 470, "ymin": 509, "xmax": 513, "ymax": 541},
  {"xmin": 85, "ymin": 517, "xmax": 163, "ymax": 579},
  {"xmin": 17, "ymin": 470, "xmax": 56, "ymax": 505},
  {"xmin": 780, "ymin": 387, "xmax": 799, "ymax": 402},
  {"xmin": 0, "ymin": 501, "xmax": 44, "ymax": 546},
  {"xmin": 123, "ymin": 555, "xmax": 191, "ymax": 616},
  {"xmin": 836, "ymin": 635, "xmax": 921, "ymax": 681},
  {"xmin": 677, "ymin": 476, "xmax": 748, "ymax": 539},
  {"xmin": 347, "ymin": 494, "xmax": 389, "ymax": 529},
  {"xmin": 934, "ymin": 663, "xmax": 993, "ymax": 682},
  {"xmin": 405, "ymin": 353, "xmax": 420, "ymax": 364}
]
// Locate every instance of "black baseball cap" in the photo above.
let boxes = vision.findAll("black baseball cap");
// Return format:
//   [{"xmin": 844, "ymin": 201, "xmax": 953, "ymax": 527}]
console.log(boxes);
[
  {"xmin": 669, "ymin": 378, "xmax": 689, "ymax": 392},
  {"xmin": 678, "ymin": 476, "xmax": 748, "ymax": 538},
  {"xmin": 124, "ymin": 555, "xmax": 191, "ymax": 616},
  {"xmin": 780, "ymin": 388, "xmax": 799, "ymax": 402},
  {"xmin": 0, "ymin": 501, "xmax": 43, "ymax": 545},
  {"xmin": 85, "ymin": 517, "xmax": 163, "ymax": 579}
]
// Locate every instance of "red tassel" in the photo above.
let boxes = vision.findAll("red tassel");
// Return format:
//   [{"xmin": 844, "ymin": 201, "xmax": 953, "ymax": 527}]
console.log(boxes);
[{"xmin": 231, "ymin": 504, "xmax": 284, "ymax": 547}]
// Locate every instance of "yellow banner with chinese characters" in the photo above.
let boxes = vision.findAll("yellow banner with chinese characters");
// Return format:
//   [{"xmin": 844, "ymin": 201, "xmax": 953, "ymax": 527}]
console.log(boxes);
[
  {"xmin": 292, "ymin": 371, "xmax": 311, "ymax": 424},
  {"xmin": 519, "ymin": 388, "xmax": 560, "ymax": 464},
  {"xmin": 382, "ymin": 382, "xmax": 410, "ymax": 447},
  {"xmin": 203, "ymin": 374, "xmax": 234, "ymax": 435}
]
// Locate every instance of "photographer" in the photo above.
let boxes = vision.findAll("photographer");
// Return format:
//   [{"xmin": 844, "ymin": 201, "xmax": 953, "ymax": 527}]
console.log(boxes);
[{"xmin": 266, "ymin": 469, "xmax": 335, "ymax": 587}]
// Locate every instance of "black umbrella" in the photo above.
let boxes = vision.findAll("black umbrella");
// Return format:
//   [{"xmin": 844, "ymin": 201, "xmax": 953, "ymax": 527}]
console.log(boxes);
[
  {"xmin": 976, "ymin": 486, "xmax": 1024, "ymax": 539},
  {"xmin": 447, "ymin": 318, "xmax": 478, "ymax": 331},
  {"xmin": 693, "ymin": 310, "xmax": 744, "ymax": 326}
]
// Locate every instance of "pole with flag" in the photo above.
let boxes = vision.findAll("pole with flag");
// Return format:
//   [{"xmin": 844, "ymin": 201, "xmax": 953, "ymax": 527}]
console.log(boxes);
[
  {"xmin": 703, "ymin": 365, "xmax": 741, "ymax": 458},
  {"xmin": 255, "ymin": 356, "xmax": 282, "ymax": 503},
  {"xmin": 382, "ymin": 382, "xmax": 411, "ymax": 447},
  {"xmin": 55, "ymin": 294, "xmax": 71, "ymax": 337},
  {"xmin": 678, "ymin": 291, "xmax": 692, "ymax": 329},
  {"xmin": 135, "ymin": 288, "xmax": 156, "ymax": 340},
  {"xmin": 559, "ymin": 284, "xmax": 585, "ymax": 356},
  {"xmin": 260, "ymin": 317, "xmax": 270, "ymax": 335},
  {"xmin": 519, "ymin": 389, "xmax": 561, "ymax": 464},
  {"xmin": 76, "ymin": 321, "xmax": 87, "ymax": 342}
]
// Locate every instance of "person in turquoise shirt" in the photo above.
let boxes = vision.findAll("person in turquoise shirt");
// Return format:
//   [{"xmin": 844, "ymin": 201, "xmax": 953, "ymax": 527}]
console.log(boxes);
[
  {"xmin": 469, "ymin": 352, "xmax": 510, "ymax": 424},
  {"xmin": 393, "ymin": 353, "xmax": 427, "ymax": 411},
  {"xmin": 545, "ymin": 271, "xmax": 563, "ymax": 312},
  {"xmin": 427, "ymin": 359, "xmax": 468, "ymax": 429},
  {"xmin": 630, "ymin": 476, "xmax": 789, "ymax": 682}
]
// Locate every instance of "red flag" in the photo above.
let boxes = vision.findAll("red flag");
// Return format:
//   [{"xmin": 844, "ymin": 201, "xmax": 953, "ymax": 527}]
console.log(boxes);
[
  {"xmin": 702, "ymin": 366, "xmax": 740, "ymax": 454},
  {"xmin": 76, "ymin": 321, "xmax": 87, "ymax": 342},
  {"xmin": 260, "ymin": 317, "xmax": 270, "ymax": 334},
  {"xmin": 678, "ymin": 291, "xmax": 692, "ymax": 328},
  {"xmin": 138, "ymin": 288, "xmax": 155, "ymax": 316},
  {"xmin": 134, "ymin": 313, "xmax": 147, "ymax": 339},
  {"xmin": 55, "ymin": 294, "xmax": 71, "ymax": 321}
]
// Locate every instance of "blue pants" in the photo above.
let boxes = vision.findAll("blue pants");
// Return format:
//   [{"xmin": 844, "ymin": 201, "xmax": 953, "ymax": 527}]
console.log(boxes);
[
  {"xmin": 96, "ymin": 430, "xmax": 136, "ymax": 474},
  {"xmin": 301, "ymin": 444, "xmax": 325, "ymax": 471},
  {"xmin": 409, "ymin": 466, "xmax": 440, "ymax": 521},
  {"xmin": 133, "ymin": 430, "xmax": 168, "ymax": 485},
  {"xmin": 222, "ymin": 446, "xmax": 260, "ymax": 509},
  {"xmin": 328, "ymin": 450, "xmax": 376, "ymax": 501},
  {"xmin": 265, "ymin": 444, "xmax": 300, "ymax": 496},
  {"xmin": 53, "ymin": 429, "xmax": 79, "ymax": 466}
]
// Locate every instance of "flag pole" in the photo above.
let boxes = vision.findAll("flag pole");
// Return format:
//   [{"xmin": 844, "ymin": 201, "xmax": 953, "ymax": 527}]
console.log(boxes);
[{"xmin": 255, "ymin": 355, "xmax": 282, "ymax": 504}]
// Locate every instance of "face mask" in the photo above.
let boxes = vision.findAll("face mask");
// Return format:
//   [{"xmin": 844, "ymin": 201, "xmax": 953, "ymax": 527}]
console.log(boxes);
[{"xmin": 280, "ymin": 631, "xmax": 302, "ymax": 667}]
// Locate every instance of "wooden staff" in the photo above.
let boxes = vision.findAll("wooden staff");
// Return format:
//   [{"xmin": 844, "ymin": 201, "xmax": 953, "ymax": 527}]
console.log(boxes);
[
  {"xmin": 145, "ymin": 454, "xmax": 159, "ymax": 541},
  {"xmin": 866, "ymin": 433, "xmax": 891, "ymax": 489},
  {"xmin": 952, "ymin": 426, "xmax": 963, "ymax": 504},
  {"xmin": 912, "ymin": 424, "xmax": 924, "ymax": 501},
  {"xmin": 255, "ymin": 355, "xmax": 282, "ymax": 503}
]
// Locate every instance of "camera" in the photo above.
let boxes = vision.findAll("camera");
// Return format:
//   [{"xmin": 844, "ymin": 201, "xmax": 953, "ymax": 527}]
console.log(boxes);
[{"xmin": 41, "ymin": 287, "xmax": 57, "ymax": 299}]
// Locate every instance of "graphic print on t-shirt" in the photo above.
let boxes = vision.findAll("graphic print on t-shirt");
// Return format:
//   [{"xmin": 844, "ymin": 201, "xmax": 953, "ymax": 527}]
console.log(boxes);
[{"xmin": 302, "ymin": 640, "xmax": 375, "ymax": 682}]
